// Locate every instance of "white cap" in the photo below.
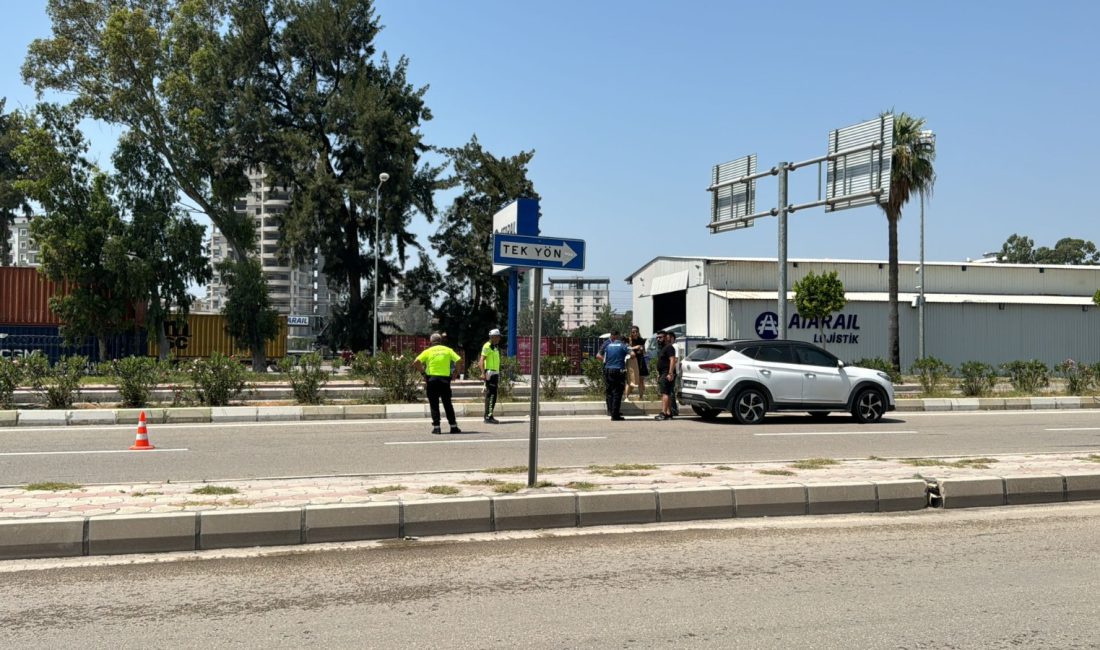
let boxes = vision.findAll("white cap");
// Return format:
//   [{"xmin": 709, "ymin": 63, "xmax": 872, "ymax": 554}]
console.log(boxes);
[{"xmin": 489, "ymin": 328, "xmax": 502, "ymax": 337}]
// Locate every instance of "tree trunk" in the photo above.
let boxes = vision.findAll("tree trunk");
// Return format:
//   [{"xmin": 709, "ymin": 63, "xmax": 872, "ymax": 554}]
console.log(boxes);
[
  {"xmin": 98, "ymin": 335, "xmax": 108, "ymax": 364},
  {"xmin": 888, "ymin": 212, "xmax": 901, "ymax": 372},
  {"xmin": 150, "ymin": 287, "xmax": 169, "ymax": 362},
  {"xmin": 226, "ymin": 239, "xmax": 268, "ymax": 373},
  {"xmin": 252, "ymin": 346, "xmax": 266, "ymax": 374}
]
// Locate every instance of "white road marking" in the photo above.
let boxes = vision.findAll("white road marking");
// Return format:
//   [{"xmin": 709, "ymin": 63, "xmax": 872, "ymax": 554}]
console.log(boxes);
[
  {"xmin": 753, "ymin": 430, "xmax": 920, "ymax": 437},
  {"xmin": 1045, "ymin": 427, "xmax": 1100, "ymax": 432},
  {"xmin": 0, "ymin": 448, "xmax": 189, "ymax": 457},
  {"xmin": 385, "ymin": 436, "xmax": 606, "ymax": 445}
]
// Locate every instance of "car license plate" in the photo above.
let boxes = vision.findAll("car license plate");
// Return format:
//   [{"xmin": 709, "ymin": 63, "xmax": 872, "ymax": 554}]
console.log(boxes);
[{"xmin": 682, "ymin": 379, "xmax": 697, "ymax": 388}]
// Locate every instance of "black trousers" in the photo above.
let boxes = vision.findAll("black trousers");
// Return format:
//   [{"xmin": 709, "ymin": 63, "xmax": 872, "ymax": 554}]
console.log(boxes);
[
  {"xmin": 426, "ymin": 377, "xmax": 457, "ymax": 426},
  {"xmin": 484, "ymin": 373, "xmax": 499, "ymax": 418},
  {"xmin": 604, "ymin": 368, "xmax": 626, "ymax": 417}
]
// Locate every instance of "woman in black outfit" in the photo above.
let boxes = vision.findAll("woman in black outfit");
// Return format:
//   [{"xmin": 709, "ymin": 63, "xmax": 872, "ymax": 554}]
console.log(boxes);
[{"xmin": 626, "ymin": 325, "xmax": 648, "ymax": 400}]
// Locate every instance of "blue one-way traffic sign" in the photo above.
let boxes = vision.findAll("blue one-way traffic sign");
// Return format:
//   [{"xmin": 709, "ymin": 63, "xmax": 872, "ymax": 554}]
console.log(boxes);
[{"xmin": 492, "ymin": 233, "xmax": 586, "ymax": 271}]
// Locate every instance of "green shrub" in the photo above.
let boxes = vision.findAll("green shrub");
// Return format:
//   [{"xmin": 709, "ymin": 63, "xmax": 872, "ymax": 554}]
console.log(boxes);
[
  {"xmin": 0, "ymin": 356, "xmax": 22, "ymax": 409},
  {"xmin": 851, "ymin": 357, "xmax": 901, "ymax": 383},
  {"xmin": 958, "ymin": 361, "xmax": 998, "ymax": 397},
  {"xmin": 910, "ymin": 357, "xmax": 952, "ymax": 395},
  {"xmin": 278, "ymin": 352, "xmax": 329, "ymax": 405},
  {"xmin": 498, "ymin": 356, "xmax": 522, "ymax": 400},
  {"xmin": 1001, "ymin": 360, "xmax": 1050, "ymax": 394},
  {"xmin": 466, "ymin": 361, "xmax": 482, "ymax": 381},
  {"xmin": 580, "ymin": 356, "xmax": 605, "ymax": 396},
  {"xmin": 24, "ymin": 355, "xmax": 87, "ymax": 408},
  {"xmin": 103, "ymin": 356, "xmax": 165, "ymax": 407},
  {"xmin": 189, "ymin": 352, "xmax": 249, "ymax": 406},
  {"xmin": 358, "ymin": 352, "xmax": 421, "ymax": 403},
  {"xmin": 540, "ymin": 356, "xmax": 571, "ymax": 399},
  {"xmin": 1054, "ymin": 359, "xmax": 1095, "ymax": 396},
  {"xmin": 330, "ymin": 355, "xmax": 345, "ymax": 374}
]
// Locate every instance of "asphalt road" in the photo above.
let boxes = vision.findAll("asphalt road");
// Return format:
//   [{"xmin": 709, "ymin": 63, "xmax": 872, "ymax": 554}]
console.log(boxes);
[
  {"xmin": 2, "ymin": 409, "xmax": 1100, "ymax": 485},
  {"xmin": 2, "ymin": 503, "xmax": 1099, "ymax": 648}
]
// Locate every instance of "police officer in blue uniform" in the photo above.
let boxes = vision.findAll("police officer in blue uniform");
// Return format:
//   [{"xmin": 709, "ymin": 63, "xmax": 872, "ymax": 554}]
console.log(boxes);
[{"xmin": 597, "ymin": 330, "xmax": 631, "ymax": 421}]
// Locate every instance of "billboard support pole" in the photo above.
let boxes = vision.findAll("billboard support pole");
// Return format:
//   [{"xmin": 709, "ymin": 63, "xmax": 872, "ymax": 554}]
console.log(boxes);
[
  {"xmin": 527, "ymin": 267, "xmax": 542, "ymax": 488},
  {"xmin": 777, "ymin": 162, "xmax": 789, "ymax": 340}
]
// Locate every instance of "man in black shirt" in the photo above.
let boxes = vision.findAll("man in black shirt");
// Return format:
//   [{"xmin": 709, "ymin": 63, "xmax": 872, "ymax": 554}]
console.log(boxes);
[{"xmin": 654, "ymin": 330, "xmax": 677, "ymax": 420}]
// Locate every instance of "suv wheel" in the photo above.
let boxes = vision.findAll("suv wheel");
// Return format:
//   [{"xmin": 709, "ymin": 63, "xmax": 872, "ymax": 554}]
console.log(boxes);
[
  {"xmin": 731, "ymin": 387, "xmax": 767, "ymax": 425},
  {"xmin": 851, "ymin": 387, "xmax": 886, "ymax": 424},
  {"xmin": 691, "ymin": 405, "xmax": 720, "ymax": 421}
]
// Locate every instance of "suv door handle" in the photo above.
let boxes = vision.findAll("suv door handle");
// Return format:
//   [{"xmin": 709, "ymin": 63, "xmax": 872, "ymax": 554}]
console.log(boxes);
[
  {"xmin": 804, "ymin": 373, "xmax": 816, "ymax": 378},
  {"xmin": 759, "ymin": 369, "xmax": 771, "ymax": 376}
]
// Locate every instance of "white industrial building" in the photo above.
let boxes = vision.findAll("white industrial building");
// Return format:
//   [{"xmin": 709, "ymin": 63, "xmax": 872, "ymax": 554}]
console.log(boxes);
[{"xmin": 627, "ymin": 256, "xmax": 1100, "ymax": 369}]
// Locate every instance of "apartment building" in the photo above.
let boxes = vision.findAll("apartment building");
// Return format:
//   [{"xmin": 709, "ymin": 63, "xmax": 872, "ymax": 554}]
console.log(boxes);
[
  {"xmin": 548, "ymin": 276, "xmax": 610, "ymax": 330},
  {"xmin": 205, "ymin": 170, "xmax": 335, "ymax": 338},
  {"xmin": 6, "ymin": 215, "xmax": 40, "ymax": 267}
]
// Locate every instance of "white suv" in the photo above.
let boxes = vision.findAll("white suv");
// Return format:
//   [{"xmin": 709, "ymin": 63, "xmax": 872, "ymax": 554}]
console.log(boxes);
[{"xmin": 677, "ymin": 340, "xmax": 895, "ymax": 424}]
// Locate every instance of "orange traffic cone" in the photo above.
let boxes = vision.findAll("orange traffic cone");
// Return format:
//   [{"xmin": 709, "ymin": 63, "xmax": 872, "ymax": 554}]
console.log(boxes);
[{"xmin": 129, "ymin": 411, "xmax": 156, "ymax": 450}]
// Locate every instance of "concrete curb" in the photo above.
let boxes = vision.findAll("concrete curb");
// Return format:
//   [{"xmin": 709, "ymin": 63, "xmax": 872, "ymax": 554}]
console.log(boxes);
[
  {"xmin": 5, "ymin": 395, "xmax": 1100, "ymax": 427},
  {"xmin": 3, "ymin": 474, "xmax": 1099, "ymax": 560}
]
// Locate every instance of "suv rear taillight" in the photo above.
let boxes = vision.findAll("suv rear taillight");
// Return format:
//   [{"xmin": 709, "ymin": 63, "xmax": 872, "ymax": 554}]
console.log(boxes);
[{"xmin": 698, "ymin": 362, "xmax": 732, "ymax": 373}]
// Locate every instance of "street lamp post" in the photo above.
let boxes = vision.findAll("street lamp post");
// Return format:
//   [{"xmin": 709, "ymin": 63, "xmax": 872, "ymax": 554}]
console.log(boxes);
[
  {"xmin": 917, "ymin": 130, "xmax": 935, "ymax": 360},
  {"xmin": 373, "ymin": 172, "xmax": 390, "ymax": 355}
]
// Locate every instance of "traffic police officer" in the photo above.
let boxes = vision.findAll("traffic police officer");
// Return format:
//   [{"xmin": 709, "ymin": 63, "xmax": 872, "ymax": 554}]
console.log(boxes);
[
  {"xmin": 413, "ymin": 333, "xmax": 463, "ymax": 434},
  {"xmin": 479, "ymin": 328, "xmax": 503, "ymax": 424},
  {"xmin": 596, "ymin": 330, "xmax": 631, "ymax": 421}
]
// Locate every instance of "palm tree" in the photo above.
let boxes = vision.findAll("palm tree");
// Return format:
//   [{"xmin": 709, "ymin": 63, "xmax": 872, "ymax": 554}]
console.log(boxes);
[{"xmin": 879, "ymin": 112, "xmax": 936, "ymax": 372}]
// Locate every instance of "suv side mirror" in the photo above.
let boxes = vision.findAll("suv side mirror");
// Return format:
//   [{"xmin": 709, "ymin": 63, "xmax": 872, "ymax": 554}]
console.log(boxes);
[{"xmin": 837, "ymin": 360, "xmax": 845, "ymax": 368}]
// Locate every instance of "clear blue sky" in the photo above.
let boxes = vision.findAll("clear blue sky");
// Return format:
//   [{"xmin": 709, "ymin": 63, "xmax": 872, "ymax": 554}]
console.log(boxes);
[{"xmin": 4, "ymin": 1, "xmax": 1099, "ymax": 310}]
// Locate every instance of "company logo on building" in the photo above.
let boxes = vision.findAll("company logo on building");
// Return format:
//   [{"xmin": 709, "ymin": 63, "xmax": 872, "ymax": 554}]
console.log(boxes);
[{"xmin": 755, "ymin": 312, "xmax": 780, "ymax": 340}]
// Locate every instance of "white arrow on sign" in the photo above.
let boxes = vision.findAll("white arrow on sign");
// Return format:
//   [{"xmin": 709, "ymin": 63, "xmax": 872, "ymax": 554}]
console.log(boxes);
[{"xmin": 498, "ymin": 241, "xmax": 578, "ymax": 266}]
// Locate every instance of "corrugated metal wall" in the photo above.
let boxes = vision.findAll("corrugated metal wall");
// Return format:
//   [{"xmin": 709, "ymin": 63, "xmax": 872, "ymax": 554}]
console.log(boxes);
[
  {"xmin": 148, "ymin": 314, "xmax": 289, "ymax": 360},
  {"xmin": 686, "ymin": 286, "xmax": 710, "ymax": 337},
  {"xmin": 0, "ymin": 267, "xmax": 68, "ymax": 325}
]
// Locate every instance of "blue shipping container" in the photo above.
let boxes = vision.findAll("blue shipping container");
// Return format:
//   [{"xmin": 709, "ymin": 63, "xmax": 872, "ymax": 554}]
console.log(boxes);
[{"xmin": 0, "ymin": 325, "xmax": 148, "ymax": 364}]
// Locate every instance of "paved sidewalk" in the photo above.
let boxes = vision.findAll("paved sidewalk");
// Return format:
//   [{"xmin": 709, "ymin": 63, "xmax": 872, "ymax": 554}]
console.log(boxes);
[{"xmin": 5, "ymin": 452, "xmax": 1100, "ymax": 520}]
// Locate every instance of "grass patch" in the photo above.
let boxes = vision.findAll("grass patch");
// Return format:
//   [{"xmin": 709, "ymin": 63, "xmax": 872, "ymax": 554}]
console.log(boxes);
[
  {"xmin": 533, "ymin": 481, "xmax": 555, "ymax": 488},
  {"xmin": 788, "ymin": 458, "xmax": 840, "ymax": 470},
  {"xmin": 757, "ymin": 469, "xmax": 796, "ymax": 477},
  {"xmin": 24, "ymin": 481, "xmax": 82, "ymax": 491},
  {"xmin": 677, "ymin": 471, "xmax": 713, "ymax": 478},
  {"xmin": 867, "ymin": 456, "xmax": 887, "ymax": 461},
  {"xmin": 131, "ymin": 491, "xmax": 163, "ymax": 497},
  {"xmin": 566, "ymin": 481, "xmax": 600, "ymax": 491},
  {"xmin": 715, "ymin": 465, "xmax": 734, "ymax": 471},
  {"xmin": 482, "ymin": 466, "xmax": 561, "ymax": 475},
  {"xmin": 366, "ymin": 485, "xmax": 406, "ymax": 494},
  {"xmin": 190, "ymin": 485, "xmax": 239, "ymax": 496},
  {"xmin": 460, "ymin": 479, "xmax": 506, "ymax": 486},
  {"xmin": 426, "ymin": 485, "xmax": 461, "ymax": 495},
  {"xmin": 492, "ymin": 482, "xmax": 526, "ymax": 494},
  {"xmin": 900, "ymin": 457, "xmax": 999, "ymax": 470},
  {"xmin": 588, "ymin": 463, "xmax": 658, "ymax": 476},
  {"xmin": 1080, "ymin": 455, "xmax": 1100, "ymax": 464}
]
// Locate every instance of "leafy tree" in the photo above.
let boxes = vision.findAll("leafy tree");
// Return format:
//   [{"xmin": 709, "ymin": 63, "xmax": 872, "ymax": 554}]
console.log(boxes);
[
  {"xmin": 571, "ymin": 307, "xmax": 634, "ymax": 338},
  {"xmin": 1094, "ymin": 289, "xmax": 1099, "ymax": 308},
  {"xmin": 879, "ymin": 112, "xmax": 936, "ymax": 371},
  {"xmin": 792, "ymin": 270, "xmax": 847, "ymax": 349},
  {"xmin": 0, "ymin": 99, "xmax": 31, "ymax": 266},
  {"xmin": 409, "ymin": 136, "xmax": 539, "ymax": 362},
  {"xmin": 997, "ymin": 233, "xmax": 1100, "ymax": 265},
  {"xmin": 113, "ymin": 133, "xmax": 212, "ymax": 359},
  {"xmin": 232, "ymin": 0, "xmax": 440, "ymax": 352},
  {"xmin": 519, "ymin": 299, "xmax": 566, "ymax": 337},
  {"xmin": 15, "ymin": 105, "xmax": 143, "ymax": 361},
  {"xmin": 24, "ymin": 0, "xmax": 277, "ymax": 371}
]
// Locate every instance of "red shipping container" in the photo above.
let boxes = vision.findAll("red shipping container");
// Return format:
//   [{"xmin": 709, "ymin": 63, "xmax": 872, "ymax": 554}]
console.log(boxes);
[{"xmin": 0, "ymin": 266, "xmax": 146, "ymax": 327}]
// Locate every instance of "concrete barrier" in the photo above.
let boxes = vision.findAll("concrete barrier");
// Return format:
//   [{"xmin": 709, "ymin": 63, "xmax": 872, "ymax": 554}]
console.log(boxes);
[
  {"xmin": 18, "ymin": 410, "xmax": 69, "ymax": 426},
  {"xmin": 937, "ymin": 477, "xmax": 1005, "ymax": 509},
  {"xmin": 301, "ymin": 405, "xmax": 345, "ymax": 421},
  {"xmin": 1029, "ymin": 397, "xmax": 1057, "ymax": 410},
  {"xmin": 493, "ymin": 493, "xmax": 577, "ymax": 531},
  {"xmin": 116, "ymin": 408, "xmax": 166, "ymax": 424},
  {"xmin": 1065, "ymin": 474, "xmax": 1100, "ymax": 501},
  {"xmin": 0, "ymin": 517, "xmax": 84, "ymax": 560},
  {"xmin": 211, "ymin": 407, "xmax": 258, "ymax": 423},
  {"xmin": 540, "ymin": 402, "xmax": 575, "ymax": 416},
  {"xmin": 658, "ymin": 487, "xmax": 734, "ymax": 522},
  {"xmin": 1004, "ymin": 475, "xmax": 1065, "ymax": 505},
  {"xmin": 950, "ymin": 399, "xmax": 980, "ymax": 412},
  {"xmin": 977, "ymin": 398, "xmax": 1006, "ymax": 410},
  {"xmin": 874, "ymin": 479, "xmax": 929, "ymax": 512},
  {"xmin": 88, "ymin": 513, "xmax": 197, "ymax": 555},
  {"xmin": 257, "ymin": 406, "xmax": 302, "ymax": 422},
  {"xmin": 922, "ymin": 399, "xmax": 953, "ymax": 412},
  {"xmin": 1055, "ymin": 397, "xmax": 1082, "ymax": 409},
  {"xmin": 806, "ymin": 482, "xmax": 877, "ymax": 515},
  {"xmin": 344, "ymin": 405, "xmax": 385, "ymax": 419},
  {"xmin": 199, "ymin": 508, "xmax": 301, "ymax": 549},
  {"xmin": 304, "ymin": 503, "xmax": 400, "ymax": 543},
  {"xmin": 578, "ymin": 490, "xmax": 657, "ymax": 526},
  {"xmin": 386, "ymin": 404, "xmax": 428, "ymax": 418},
  {"xmin": 733, "ymin": 484, "xmax": 806, "ymax": 517},
  {"xmin": 0, "ymin": 410, "xmax": 17, "ymax": 427},
  {"xmin": 403, "ymin": 497, "xmax": 491, "ymax": 536},
  {"xmin": 165, "ymin": 407, "xmax": 212, "ymax": 424},
  {"xmin": 1003, "ymin": 397, "xmax": 1030, "ymax": 410},
  {"xmin": 69, "ymin": 410, "xmax": 117, "ymax": 425},
  {"xmin": 894, "ymin": 400, "xmax": 923, "ymax": 412}
]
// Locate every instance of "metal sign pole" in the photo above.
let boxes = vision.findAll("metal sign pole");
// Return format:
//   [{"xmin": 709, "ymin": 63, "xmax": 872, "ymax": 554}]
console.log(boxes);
[
  {"xmin": 527, "ymin": 267, "xmax": 542, "ymax": 487},
  {"xmin": 919, "ymin": 192, "xmax": 926, "ymax": 360},
  {"xmin": 777, "ymin": 162, "xmax": 789, "ymax": 340}
]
